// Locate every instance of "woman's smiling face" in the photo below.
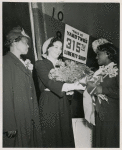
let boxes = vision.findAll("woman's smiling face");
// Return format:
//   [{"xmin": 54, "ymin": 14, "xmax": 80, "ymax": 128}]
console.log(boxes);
[{"xmin": 48, "ymin": 41, "xmax": 62, "ymax": 59}]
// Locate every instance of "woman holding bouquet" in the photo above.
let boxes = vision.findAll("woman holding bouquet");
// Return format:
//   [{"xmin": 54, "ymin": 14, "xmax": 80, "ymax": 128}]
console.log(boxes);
[
  {"xmin": 87, "ymin": 39, "xmax": 119, "ymax": 147},
  {"xmin": 35, "ymin": 37, "xmax": 85, "ymax": 148}
]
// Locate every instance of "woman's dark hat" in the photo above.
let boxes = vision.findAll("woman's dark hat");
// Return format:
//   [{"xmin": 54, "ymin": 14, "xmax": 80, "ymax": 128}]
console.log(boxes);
[
  {"xmin": 5, "ymin": 26, "xmax": 30, "ymax": 46},
  {"xmin": 98, "ymin": 43, "xmax": 118, "ymax": 55}
]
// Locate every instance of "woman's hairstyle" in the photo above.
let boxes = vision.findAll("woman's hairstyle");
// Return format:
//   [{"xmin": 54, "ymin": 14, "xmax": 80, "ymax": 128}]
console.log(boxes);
[
  {"xmin": 47, "ymin": 36, "xmax": 62, "ymax": 51},
  {"xmin": 5, "ymin": 26, "xmax": 30, "ymax": 47},
  {"xmin": 97, "ymin": 43, "xmax": 119, "ymax": 64},
  {"xmin": 45, "ymin": 37, "xmax": 62, "ymax": 56},
  {"xmin": 42, "ymin": 36, "xmax": 63, "ymax": 58}
]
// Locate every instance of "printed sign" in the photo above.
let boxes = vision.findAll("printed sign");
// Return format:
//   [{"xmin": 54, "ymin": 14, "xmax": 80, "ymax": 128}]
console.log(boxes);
[{"xmin": 63, "ymin": 24, "xmax": 89, "ymax": 64}]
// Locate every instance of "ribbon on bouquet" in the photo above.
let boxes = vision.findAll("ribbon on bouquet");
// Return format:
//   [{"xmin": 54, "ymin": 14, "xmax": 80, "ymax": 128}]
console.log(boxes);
[
  {"xmin": 83, "ymin": 89, "xmax": 96, "ymax": 125},
  {"xmin": 81, "ymin": 63, "xmax": 117, "ymax": 125},
  {"xmin": 82, "ymin": 76, "xmax": 103, "ymax": 125},
  {"xmin": 81, "ymin": 70, "xmax": 108, "ymax": 125}
]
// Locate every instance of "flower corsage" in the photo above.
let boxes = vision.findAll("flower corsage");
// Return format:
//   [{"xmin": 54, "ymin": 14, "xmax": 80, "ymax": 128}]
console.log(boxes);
[
  {"xmin": 24, "ymin": 59, "xmax": 33, "ymax": 72},
  {"xmin": 91, "ymin": 62, "xmax": 118, "ymax": 104}
]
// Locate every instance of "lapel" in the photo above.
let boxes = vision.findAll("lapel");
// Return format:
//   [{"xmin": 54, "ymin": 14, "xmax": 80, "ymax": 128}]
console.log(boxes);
[{"xmin": 8, "ymin": 52, "xmax": 31, "ymax": 77}]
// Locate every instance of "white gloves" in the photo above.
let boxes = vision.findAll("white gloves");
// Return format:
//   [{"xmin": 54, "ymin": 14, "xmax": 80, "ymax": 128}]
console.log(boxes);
[{"xmin": 62, "ymin": 81, "xmax": 86, "ymax": 92}]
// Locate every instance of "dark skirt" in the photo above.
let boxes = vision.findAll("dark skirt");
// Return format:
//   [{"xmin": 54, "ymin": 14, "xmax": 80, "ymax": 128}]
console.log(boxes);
[
  {"xmin": 39, "ymin": 91, "xmax": 75, "ymax": 148},
  {"xmin": 93, "ymin": 113, "xmax": 119, "ymax": 148}
]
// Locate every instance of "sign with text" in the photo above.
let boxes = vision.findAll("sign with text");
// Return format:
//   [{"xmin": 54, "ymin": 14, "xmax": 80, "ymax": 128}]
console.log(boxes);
[{"xmin": 63, "ymin": 24, "xmax": 89, "ymax": 64}]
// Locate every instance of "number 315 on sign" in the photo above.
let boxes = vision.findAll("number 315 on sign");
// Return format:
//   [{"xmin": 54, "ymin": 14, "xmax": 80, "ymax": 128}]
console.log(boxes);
[{"xmin": 66, "ymin": 38, "xmax": 86, "ymax": 52}]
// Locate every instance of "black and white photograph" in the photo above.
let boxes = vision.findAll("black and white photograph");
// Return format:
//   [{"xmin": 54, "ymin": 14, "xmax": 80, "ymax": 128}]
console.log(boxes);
[{"xmin": 2, "ymin": 1, "xmax": 120, "ymax": 148}]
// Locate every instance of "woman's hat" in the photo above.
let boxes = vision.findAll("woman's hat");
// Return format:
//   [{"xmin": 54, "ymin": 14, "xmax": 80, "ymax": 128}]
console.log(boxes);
[
  {"xmin": 42, "ymin": 37, "xmax": 54, "ymax": 58},
  {"xmin": 92, "ymin": 38, "xmax": 113, "ymax": 53},
  {"xmin": 5, "ymin": 26, "xmax": 30, "ymax": 46}
]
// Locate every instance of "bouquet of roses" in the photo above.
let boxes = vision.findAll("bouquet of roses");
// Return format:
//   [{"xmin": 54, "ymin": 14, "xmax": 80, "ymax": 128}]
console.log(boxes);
[{"xmin": 48, "ymin": 59, "xmax": 94, "ymax": 84}]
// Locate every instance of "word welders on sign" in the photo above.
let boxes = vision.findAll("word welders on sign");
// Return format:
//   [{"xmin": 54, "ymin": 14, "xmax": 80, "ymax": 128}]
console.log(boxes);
[{"xmin": 63, "ymin": 24, "xmax": 89, "ymax": 64}]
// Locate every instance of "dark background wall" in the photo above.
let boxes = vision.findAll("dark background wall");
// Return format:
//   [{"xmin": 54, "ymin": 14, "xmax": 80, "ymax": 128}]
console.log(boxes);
[
  {"xmin": 63, "ymin": 3, "xmax": 120, "ymax": 48},
  {"xmin": 37, "ymin": 3, "xmax": 120, "ymax": 48}
]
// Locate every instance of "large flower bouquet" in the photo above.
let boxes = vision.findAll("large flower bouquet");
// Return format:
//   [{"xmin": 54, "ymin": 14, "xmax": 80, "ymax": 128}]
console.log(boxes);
[
  {"xmin": 91, "ymin": 62, "xmax": 118, "ymax": 103},
  {"xmin": 48, "ymin": 59, "xmax": 94, "ymax": 83}
]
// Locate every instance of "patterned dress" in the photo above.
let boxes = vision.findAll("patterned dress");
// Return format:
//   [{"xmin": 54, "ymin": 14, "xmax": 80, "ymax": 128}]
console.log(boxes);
[
  {"xmin": 93, "ymin": 67, "xmax": 119, "ymax": 148},
  {"xmin": 35, "ymin": 59, "xmax": 75, "ymax": 148}
]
